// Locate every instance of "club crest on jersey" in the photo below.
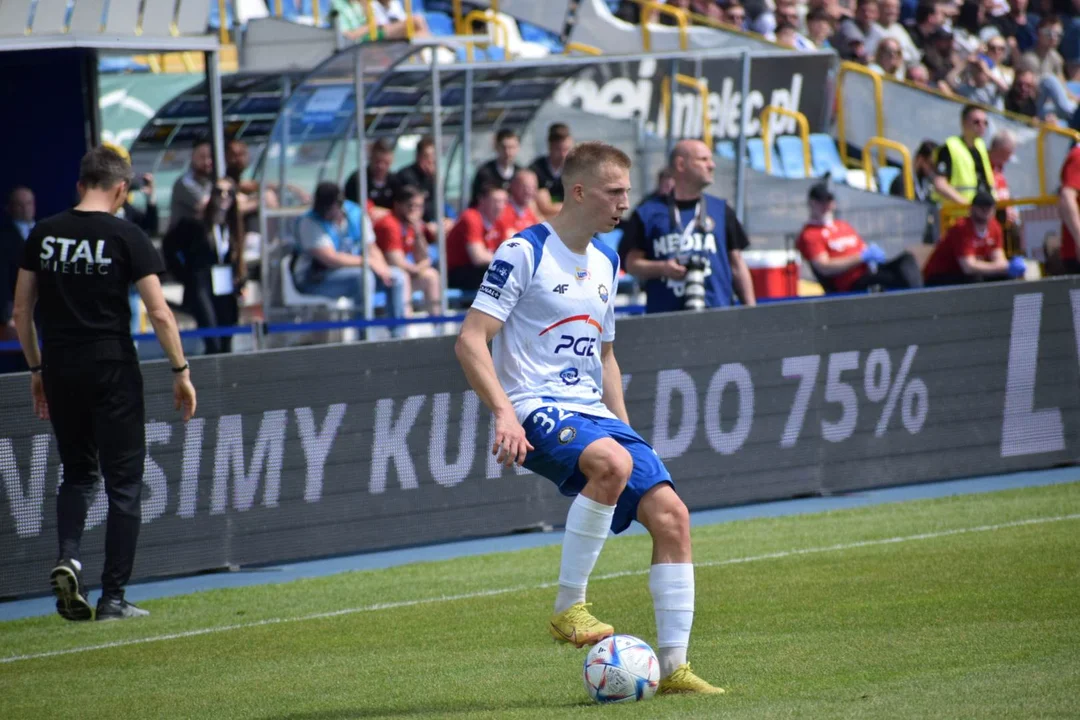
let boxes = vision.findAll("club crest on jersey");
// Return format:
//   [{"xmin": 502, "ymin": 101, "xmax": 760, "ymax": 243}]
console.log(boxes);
[
  {"xmin": 559, "ymin": 367, "xmax": 580, "ymax": 386},
  {"xmin": 558, "ymin": 426, "xmax": 577, "ymax": 444},
  {"xmin": 575, "ymin": 267, "xmax": 590, "ymax": 281},
  {"xmin": 597, "ymin": 284, "xmax": 609, "ymax": 303}
]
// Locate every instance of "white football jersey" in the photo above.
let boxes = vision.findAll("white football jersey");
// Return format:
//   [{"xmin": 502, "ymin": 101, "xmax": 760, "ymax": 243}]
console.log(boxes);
[{"xmin": 470, "ymin": 222, "xmax": 621, "ymax": 424}]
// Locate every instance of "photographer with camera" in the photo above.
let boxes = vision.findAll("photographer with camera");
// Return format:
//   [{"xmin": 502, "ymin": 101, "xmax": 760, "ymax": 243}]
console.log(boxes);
[{"xmin": 622, "ymin": 139, "xmax": 756, "ymax": 313}]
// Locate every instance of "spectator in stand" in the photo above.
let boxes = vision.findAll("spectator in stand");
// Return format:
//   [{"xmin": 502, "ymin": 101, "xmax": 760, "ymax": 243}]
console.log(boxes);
[
  {"xmin": 774, "ymin": 22, "xmax": 801, "ymax": 47},
  {"xmin": 697, "ymin": 0, "xmax": 726, "ymax": 21},
  {"xmin": 890, "ymin": 140, "xmax": 939, "ymax": 201},
  {"xmin": 923, "ymin": 190, "xmax": 1024, "ymax": 284},
  {"xmin": 906, "ymin": 0, "xmax": 947, "ymax": 52},
  {"xmin": 0, "ymin": 186, "xmax": 34, "ymax": 372},
  {"xmin": 169, "ymin": 138, "xmax": 214, "ymax": 230},
  {"xmin": 333, "ymin": 0, "xmax": 431, "ymax": 41},
  {"xmin": 1022, "ymin": 16, "xmax": 1078, "ymax": 120},
  {"xmin": 1005, "ymin": 66, "xmax": 1041, "ymax": 115},
  {"xmin": 723, "ymin": 2, "xmax": 748, "ymax": 29},
  {"xmin": 870, "ymin": 37, "xmax": 908, "ymax": 77},
  {"xmin": 806, "ymin": 7, "xmax": 836, "ymax": 48},
  {"xmin": 907, "ymin": 62, "xmax": 934, "ymax": 86},
  {"xmin": 932, "ymin": 104, "xmax": 995, "ymax": 205},
  {"xmin": 396, "ymin": 135, "xmax": 452, "ymax": 239},
  {"xmin": 834, "ymin": 0, "xmax": 885, "ymax": 59},
  {"xmin": 1056, "ymin": 139, "xmax": 1080, "ymax": 274},
  {"xmin": 446, "ymin": 184, "xmax": 511, "ymax": 291},
  {"xmin": 983, "ymin": 32, "xmax": 1015, "ymax": 86},
  {"xmin": 797, "ymin": 182, "xmax": 923, "ymax": 292},
  {"xmin": 345, "ymin": 139, "xmax": 397, "ymax": 222},
  {"xmin": 373, "ymin": 185, "xmax": 441, "ymax": 318},
  {"xmin": 924, "ymin": 27, "xmax": 962, "ymax": 92},
  {"xmin": 877, "ymin": 0, "xmax": 921, "ymax": 63},
  {"xmin": 470, "ymin": 129, "xmax": 523, "ymax": 208},
  {"xmin": 161, "ymin": 177, "xmax": 246, "ymax": 355},
  {"xmin": 293, "ymin": 182, "xmax": 409, "ymax": 337},
  {"xmin": 770, "ymin": 1, "xmax": 817, "ymax": 48},
  {"xmin": 993, "ymin": 0, "xmax": 1038, "ymax": 55},
  {"xmin": 622, "ymin": 139, "xmax": 756, "ymax": 313},
  {"xmin": 955, "ymin": 56, "xmax": 1006, "ymax": 108},
  {"xmin": 530, "ymin": 123, "xmax": 573, "ymax": 219},
  {"xmin": 952, "ymin": 1, "xmax": 989, "ymax": 60},
  {"xmin": 500, "ymin": 169, "xmax": 540, "ymax": 235}
]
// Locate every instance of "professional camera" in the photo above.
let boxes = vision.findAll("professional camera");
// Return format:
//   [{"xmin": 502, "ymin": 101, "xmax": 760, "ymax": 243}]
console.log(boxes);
[{"xmin": 682, "ymin": 255, "xmax": 708, "ymax": 311}]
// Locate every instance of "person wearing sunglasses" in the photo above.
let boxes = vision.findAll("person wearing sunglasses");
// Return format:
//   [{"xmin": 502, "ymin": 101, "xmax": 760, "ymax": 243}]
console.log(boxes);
[{"xmin": 931, "ymin": 104, "xmax": 996, "ymax": 205}]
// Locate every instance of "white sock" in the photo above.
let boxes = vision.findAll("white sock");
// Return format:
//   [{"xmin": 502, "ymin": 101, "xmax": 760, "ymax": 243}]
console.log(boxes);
[
  {"xmin": 554, "ymin": 494, "xmax": 615, "ymax": 613},
  {"xmin": 650, "ymin": 563, "xmax": 695, "ymax": 677}
]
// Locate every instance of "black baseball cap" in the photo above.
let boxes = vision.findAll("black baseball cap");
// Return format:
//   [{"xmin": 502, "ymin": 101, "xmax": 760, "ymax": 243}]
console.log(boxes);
[
  {"xmin": 972, "ymin": 190, "xmax": 996, "ymax": 208},
  {"xmin": 808, "ymin": 182, "xmax": 835, "ymax": 203}
]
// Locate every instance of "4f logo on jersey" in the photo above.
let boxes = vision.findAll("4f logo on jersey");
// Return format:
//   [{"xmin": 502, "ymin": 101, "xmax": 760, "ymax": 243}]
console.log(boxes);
[
  {"xmin": 554, "ymin": 335, "xmax": 597, "ymax": 357},
  {"xmin": 552, "ymin": 283, "xmax": 568, "ymax": 294}
]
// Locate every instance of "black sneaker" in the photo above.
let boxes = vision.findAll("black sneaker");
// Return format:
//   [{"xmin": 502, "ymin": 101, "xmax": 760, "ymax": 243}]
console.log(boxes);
[
  {"xmin": 50, "ymin": 559, "xmax": 93, "ymax": 622},
  {"xmin": 95, "ymin": 597, "xmax": 150, "ymax": 621}
]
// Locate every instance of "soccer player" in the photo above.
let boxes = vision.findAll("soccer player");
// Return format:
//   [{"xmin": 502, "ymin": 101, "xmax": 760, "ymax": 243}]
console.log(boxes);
[{"xmin": 454, "ymin": 141, "xmax": 723, "ymax": 695}]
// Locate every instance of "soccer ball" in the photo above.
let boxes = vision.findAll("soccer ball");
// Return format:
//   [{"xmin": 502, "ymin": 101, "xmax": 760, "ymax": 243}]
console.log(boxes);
[{"xmin": 583, "ymin": 634, "xmax": 660, "ymax": 703}]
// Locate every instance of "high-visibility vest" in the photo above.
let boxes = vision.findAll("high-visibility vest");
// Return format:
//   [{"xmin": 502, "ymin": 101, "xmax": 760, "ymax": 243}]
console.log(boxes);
[{"xmin": 931, "ymin": 135, "xmax": 995, "ymax": 204}]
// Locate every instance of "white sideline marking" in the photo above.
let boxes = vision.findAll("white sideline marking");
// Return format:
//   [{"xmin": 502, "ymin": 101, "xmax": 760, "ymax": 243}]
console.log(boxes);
[{"xmin": 3, "ymin": 513, "xmax": 1078, "ymax": 665}]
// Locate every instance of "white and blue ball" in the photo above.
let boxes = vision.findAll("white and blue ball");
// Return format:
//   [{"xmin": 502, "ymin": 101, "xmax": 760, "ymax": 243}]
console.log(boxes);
[{"xmin": 583, "ymin": 634, "xmax": 660, "ymax": 703}]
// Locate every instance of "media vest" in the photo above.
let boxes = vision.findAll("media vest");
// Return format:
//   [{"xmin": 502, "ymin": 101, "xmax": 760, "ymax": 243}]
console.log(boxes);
[
  {"xmin": 931, "ymin": 135, "xmax": 995, "ymax": 204},
  {"xmin": 632, "ymin": 194, "xmax": 735, "ymax": 314}
]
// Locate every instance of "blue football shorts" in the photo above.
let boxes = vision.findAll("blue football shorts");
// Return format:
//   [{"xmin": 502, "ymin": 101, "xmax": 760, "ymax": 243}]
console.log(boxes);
[{"xmin": 521, "ymin": 404, "xmax": 674, "ymax": 534}]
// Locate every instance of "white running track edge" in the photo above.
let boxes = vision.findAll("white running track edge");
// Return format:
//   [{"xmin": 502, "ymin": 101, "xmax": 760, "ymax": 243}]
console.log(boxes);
[{"xmin": 3, "ymin": 513, "xmax": 1078, "ymax": 665}]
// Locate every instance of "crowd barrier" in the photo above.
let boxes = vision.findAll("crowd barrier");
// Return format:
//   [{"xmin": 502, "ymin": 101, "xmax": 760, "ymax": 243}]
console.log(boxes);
[{"xmin": 2, "ymin": 279, "xmax": 1079, "ymax": 599}]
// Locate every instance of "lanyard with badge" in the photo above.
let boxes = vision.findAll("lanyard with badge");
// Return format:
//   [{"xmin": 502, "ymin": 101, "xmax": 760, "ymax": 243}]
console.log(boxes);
[
  {"xmin": 666, "ymin": 194, "xmax": 713, "ymax": 260},
  {"xmin": 210, "ymin": 224, "xmax": 234, "ymax": 296}
]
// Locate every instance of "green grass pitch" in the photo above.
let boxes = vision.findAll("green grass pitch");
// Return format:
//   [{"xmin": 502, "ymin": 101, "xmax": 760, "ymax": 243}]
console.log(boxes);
[{"xmin": 2, "ymin": 481, "xmax": 1079, "ymax": 719}]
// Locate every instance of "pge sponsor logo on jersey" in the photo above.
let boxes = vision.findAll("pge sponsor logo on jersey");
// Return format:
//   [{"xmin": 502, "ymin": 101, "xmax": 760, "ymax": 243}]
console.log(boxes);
[
  {"xmin": 485, "ymin": 259, "xmax": 513, "ymax": 288},
  {"xmin": 540, "ymin": 315, "xmax": 603, "ymax": 357},
  {"xmin": 559, "ymin": 367, "xmax": 580, "ymax": 385}
]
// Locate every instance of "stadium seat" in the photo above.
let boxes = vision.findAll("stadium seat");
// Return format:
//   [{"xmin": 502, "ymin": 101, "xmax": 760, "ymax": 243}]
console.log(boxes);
[
  {"xmin": 876, "ymin": 166, "xmax": 901, "ymax": 194},
  {"xmin": 809, "ymin": 133, "xmax": 848, "ymax": 182},
  {"xmin": 715, "ymin": 141, "xmax": 736, "ymax": 161},
  {"xmin": 280, "ymin": 255, "xmax": 355, "ymax": 311},
  {"xmin": 776, "ymin": 135, "xmax": 809, "ymax": 179},
  {"xmin": 424, "ymin": 11, "xmax": 455, "ymax": 35},
  {"xmin": 519, "ymin": 21, "xmax": 563, "ymax": 52},
  {"xmin": 747, "ymin": 138, "xmax": 784, "ymax": 176}
]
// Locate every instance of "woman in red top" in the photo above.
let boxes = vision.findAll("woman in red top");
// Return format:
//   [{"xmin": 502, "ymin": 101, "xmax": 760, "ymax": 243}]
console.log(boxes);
[
  {"xmin": 923, "ymin": 191, "xmax": 1022, "ymax": 286},
  {"xmin": 373, "ymin": 185, "xmax": 441, "ymax": 316}
]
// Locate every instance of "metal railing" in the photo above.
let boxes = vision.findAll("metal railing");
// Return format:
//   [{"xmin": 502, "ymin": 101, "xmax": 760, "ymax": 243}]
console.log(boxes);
[
  {"xmin": 760, "ymin": 105, "xmax": 810, "ymax": 178},
  {"xmin": 459, "ymin": 8, "xmax": 512, "ymax": 61},
  {"xmin": 564, "ymin": 41, "xmax": 602, "ymax": 56},
  {"xmin": 862, "ymin": 137, "xmax": 913, "ymax": 200},
  {"xmin": 628, "ymin": 0, "xmax": 690, "ymax": 51},
  {"xmin": 661, "ymin": 73, "xmax": 713, "ymax": 150},
  {"xmin": 1037, "ymin": 124, "xmax": 1080, "ymax": 197},
  {"xmin": 836, "ymin": 61, "xmax": 885, "ymax": 169}
]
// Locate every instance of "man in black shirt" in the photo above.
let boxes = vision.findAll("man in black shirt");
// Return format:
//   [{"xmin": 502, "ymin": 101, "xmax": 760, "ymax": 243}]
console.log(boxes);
[
  {"xmin": 470, "ymin": 128, "xmax": 522, "ymax": 207},
  {"xmin": 344, "ymin": 138, "xmax": 398, "ymax": 221},
  {"xmin": 13, "ymin": 145, "xmax": 197, "ymax": 622},
  {"xmin": 396, "ymin": 135, "xmax": 451, "ymax": 240},
  {"xmin": 529, "ymin": 123, "xmax": 573, "ymax": 219}
]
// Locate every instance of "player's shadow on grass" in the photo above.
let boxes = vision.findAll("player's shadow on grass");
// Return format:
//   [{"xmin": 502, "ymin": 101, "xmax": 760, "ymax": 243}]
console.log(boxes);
[{"xmin": 262, "ymin": 698, "xmax": 594, "ymax": 719}]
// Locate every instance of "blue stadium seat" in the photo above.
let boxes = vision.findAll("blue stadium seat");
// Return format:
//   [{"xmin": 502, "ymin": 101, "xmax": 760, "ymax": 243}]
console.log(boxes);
[
  {"xmin": 747, "ymin": 138, "xmax": 784, "ymax": 176},
  {"xmin": 776, "ymin": 135, "xmax": 809, "ymax": 179},
  {"xmin": 809, "ymin": 133, "xmax": 848, "ymax": 182},
  {"xmin": 519, "ymin": 21, "xmax": 564, "ymax": 52},
  {"xmin": 876, "ymin": 166, "xmax": 901, "ymax": 194},
  {"xmin": 455, "ymin": 45, "xmax": 506, "ymax": 62},
  {"xmin": 425, "ymin": 11, "xmax": 454, "ymax": 35},
  {"xmin": 715, "ymin": 141, "xmax": 736, "ymax": 161}
]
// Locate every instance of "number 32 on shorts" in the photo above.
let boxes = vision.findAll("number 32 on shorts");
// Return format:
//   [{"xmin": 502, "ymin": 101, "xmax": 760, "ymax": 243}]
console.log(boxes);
[{"xmin": 532, "ymin": 406, "xmax": 574, "ymax": 436}]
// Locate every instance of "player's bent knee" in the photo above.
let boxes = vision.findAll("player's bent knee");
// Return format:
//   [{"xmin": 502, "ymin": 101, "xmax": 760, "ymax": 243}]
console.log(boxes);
[{"xmin": 580, "ymin": 440, "xmax": 633, "ymax": 498}]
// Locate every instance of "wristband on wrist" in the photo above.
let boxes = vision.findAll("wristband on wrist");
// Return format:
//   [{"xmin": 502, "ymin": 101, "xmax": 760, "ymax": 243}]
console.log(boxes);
[
  {"xmin": 29, "ymin": 365, "xmax": 41, "ymax": 374},
  {"xmin": 172, "ymin": 363, "xmax": 190, "ymax": 374}
]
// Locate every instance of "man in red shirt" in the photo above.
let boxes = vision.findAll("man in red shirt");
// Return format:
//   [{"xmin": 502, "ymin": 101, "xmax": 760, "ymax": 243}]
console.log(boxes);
[
  {"xmin": 374, "ymin": 184, "xmax": 441, "ymax": 316},
  {"xmin": 796, "ymin": 183, "xmax": 922, "ymax": 293},
  {"xmin": 1057, "ymin": 142, "xmax": 1080, "ymax": 274},
  {"xmin": 447, "ymin": 184, "xmax": 510, "ymax": 290},
  {"xmin": 500, "ymin": 168, "xmax": 540, "ymax": 236},
  {"xmin": 924, "ymin": 191, "xmax": 1025, "ymax": 286}
]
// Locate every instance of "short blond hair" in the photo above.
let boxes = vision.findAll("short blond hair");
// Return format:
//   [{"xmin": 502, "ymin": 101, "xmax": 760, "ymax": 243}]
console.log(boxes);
[{"xmin": 562, "ymin": 141, "xmax": 632, "ymax": 184}]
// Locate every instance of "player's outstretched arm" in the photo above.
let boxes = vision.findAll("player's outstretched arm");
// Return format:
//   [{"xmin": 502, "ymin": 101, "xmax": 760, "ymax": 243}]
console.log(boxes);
[
  {"xmin": 455, "ymin": 309, "xmax": 534, "ymax": 466},
  {"xmin": 599, "ymin": 342, "xmax": 630, "ymax": 425}
]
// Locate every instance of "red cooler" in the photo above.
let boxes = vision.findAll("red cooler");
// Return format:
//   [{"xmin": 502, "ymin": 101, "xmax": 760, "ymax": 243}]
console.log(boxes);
[{"xmin": 742, "ymin": 249, "xmax": 800, "ymax": 300}]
